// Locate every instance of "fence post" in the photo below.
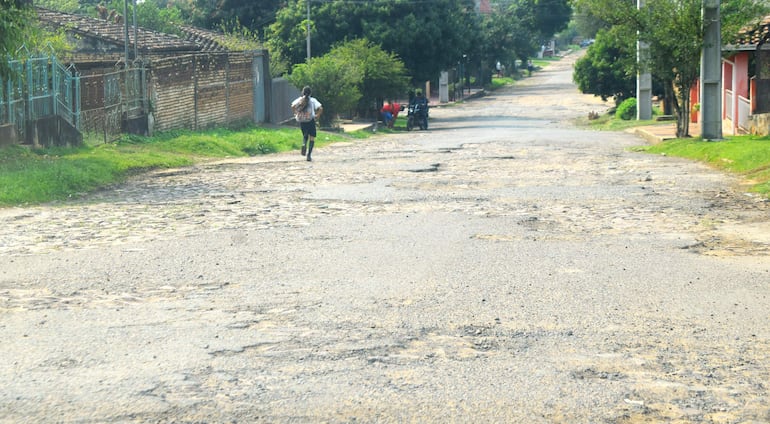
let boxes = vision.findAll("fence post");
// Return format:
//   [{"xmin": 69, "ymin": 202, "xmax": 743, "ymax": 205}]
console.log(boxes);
[
  {"xmin": 74, "ymin": 69, "xmax": 81, "ymax": 130},
  {"xmin": 51, "ymin": 55, "xmax": 58, "ymax": 118}
]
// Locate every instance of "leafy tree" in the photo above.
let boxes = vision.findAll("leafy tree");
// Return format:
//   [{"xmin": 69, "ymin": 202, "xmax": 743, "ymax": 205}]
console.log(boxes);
[
  {"xmin": 1, "ymin": 0, "xmax": 34, "ymax": 76},
  {"xmin": 571, "ymin": 3, "xmax": 606, "ymax": 39},
  {"xmin": 35, "ymin": 0, "xmax": 79, "ymax": 13},
  {"xmin": 326, "ymin": 39, "xmax": 410, "ymax": 116},
  {"xmin": 184, "ymin": 0, "xmax": 283, "ymax": 38},
  {"xmin": 287, "ymin": 52, "xmax": 362, "ymax": 127},
  {"xmin": 1, "ymin": 1, "xmax": 71, "ymax": 77},
  {"xmin": 533, "ymin": 0, "xmax": 572, "ymax": 40},
  {"xmin": 574, "ymin": 0, "xmax": 767, "ymax": 137},
  {"xmin": 287, "ymin": 39, "xmax": 410, "ymax": 124},
  {"xmin": 267, "ymin": 0, "xmax": 479, "ymax": 84},
  {"xmin": 481, "ymin": 0, "xmax": 570, "ymax": 73},
  {"xmin": 134, "ymin": 0, "xmax": 184, "ymax": 35},
  {"xmin": 573, "ymin": 26, "xmax": 636, "ymax": 104},
  {"xmin": 479, "ymin": 1, "xmax": 539, "ymax": 73}
]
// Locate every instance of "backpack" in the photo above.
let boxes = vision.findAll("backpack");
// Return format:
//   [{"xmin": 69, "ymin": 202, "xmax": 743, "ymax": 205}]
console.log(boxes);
[{"xmin": 293, "ymin": 97, "xmax": 312, "ymax": 123}]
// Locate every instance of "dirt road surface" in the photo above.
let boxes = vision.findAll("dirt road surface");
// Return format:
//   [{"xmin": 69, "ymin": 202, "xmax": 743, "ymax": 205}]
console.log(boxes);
[{"xmin": 2, "ymin": 53, "xmax": 770, "ymax": 423}]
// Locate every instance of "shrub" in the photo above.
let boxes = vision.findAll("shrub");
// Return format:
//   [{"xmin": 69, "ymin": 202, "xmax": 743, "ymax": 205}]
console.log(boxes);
[{"xmin": 616, "ymin": 97, "xmax": 637, "ymax": 120}]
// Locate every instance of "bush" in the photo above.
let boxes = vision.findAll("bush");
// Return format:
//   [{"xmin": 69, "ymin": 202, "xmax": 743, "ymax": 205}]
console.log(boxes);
[
  {"xmin": 287, "ymin": 39, "xmax": 410, "ymax": 126},
  {"xmin": 616, "ymin": 97, "xmax": 637, "ymax": 120}
]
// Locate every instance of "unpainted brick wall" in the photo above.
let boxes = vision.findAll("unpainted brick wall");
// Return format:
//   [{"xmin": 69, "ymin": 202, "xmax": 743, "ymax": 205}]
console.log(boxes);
[{"xmin": 149, "ymin": 52, "xmax": 256, "ymax": 132}]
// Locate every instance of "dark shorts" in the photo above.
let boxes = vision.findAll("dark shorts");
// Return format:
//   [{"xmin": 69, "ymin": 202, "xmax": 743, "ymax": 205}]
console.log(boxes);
[{"xmin": 300, "ymin": 119, "xmax": 317, "ymax": 138}]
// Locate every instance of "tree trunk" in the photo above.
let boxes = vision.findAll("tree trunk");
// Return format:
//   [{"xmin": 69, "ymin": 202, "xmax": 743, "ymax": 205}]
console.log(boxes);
[
  {"xmin": 675, "ymin": 82, "xmax": 691, "ymax": 138},
  {"xmin": 663, "ymin": 83, "xmax": 675, "ymax": 115}
]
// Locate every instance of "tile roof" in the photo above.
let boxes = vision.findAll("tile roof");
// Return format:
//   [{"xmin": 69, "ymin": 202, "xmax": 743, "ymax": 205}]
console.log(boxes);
[
  {"xmin": 36, "ymin": 7, "xmax": 199, "ymax": 53},
  {"xmin": 734, "ymin": 15, "xmax": 770, "ymax": 47},
  {"xmin": 178, "ymin": 26, "xmax": 229, "ymax": 52}
]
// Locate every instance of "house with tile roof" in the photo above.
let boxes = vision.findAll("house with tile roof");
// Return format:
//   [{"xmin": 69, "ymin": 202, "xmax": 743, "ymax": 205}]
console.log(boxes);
[
  {"xmin": 721, "ymin": 15, "xmax": 770, "ymax": 135},
  {"xmin": 35, "ymin": 7, "xmax": 272, "ymax": 138},
  {"xmin": 689, "ymin": 15, "xmax": 770, "ymax": 136}
]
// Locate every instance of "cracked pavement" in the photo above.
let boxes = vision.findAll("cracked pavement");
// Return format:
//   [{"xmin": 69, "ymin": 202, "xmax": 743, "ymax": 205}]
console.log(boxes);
[{"xmin": 1, "ymin": 52, "xmax": 770, "ymax": 423}]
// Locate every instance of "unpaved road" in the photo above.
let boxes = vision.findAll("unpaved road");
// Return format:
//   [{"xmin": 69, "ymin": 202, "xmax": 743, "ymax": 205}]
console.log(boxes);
[{"xmin": 2, "ymin": 53, "xmax": 770, "ymax": 423}]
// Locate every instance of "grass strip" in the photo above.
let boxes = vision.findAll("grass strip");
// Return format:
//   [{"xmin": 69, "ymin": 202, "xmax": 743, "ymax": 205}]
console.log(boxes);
[
  {"xmin": 0, "ymin": 125, "xmax": 350, "ymax": 206},
  {"xmin": 636, "ymin": 136, "xmax": 770, "ymax": 195}
]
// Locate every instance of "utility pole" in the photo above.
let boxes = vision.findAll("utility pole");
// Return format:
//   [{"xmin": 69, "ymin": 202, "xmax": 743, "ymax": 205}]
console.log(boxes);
[
  {"xmin": 636, "ymin": 0, "xmax": 652, "ymax": 120},
  {"xmin": 306, "ymin": 0, "xmax": 311, "ymax": 61},
  {"xmin": 132, "ymin": 0, "xmax": 138, "ymax": 61},
  {"xmin": 123, "ymin": 0, "xmax": 129, "ymax": 67},
  {"xmin": 701, "ymin": 0, "xmax": 722, "ymax": 140}
]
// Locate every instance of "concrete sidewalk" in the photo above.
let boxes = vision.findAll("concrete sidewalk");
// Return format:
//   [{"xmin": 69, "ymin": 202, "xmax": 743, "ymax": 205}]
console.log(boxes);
[
  {"xmin": 627, "ymin": 120, "xmax": 746, "ymax": 144},
  {"xmin": 629, "ymin": 122, "xmax": 704, "ymax": 144}
]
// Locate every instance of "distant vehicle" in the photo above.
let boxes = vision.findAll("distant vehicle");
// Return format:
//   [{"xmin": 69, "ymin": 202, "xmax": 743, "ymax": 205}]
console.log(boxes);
[{"xmin": 580, "ymin": 39, "xmax": 595, "ymax": 48}]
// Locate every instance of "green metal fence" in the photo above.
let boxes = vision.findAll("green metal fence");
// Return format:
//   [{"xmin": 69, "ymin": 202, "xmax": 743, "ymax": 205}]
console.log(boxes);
[{"xmin": 0, "ymin": 51, "xmax": 81, "ymax": 142}]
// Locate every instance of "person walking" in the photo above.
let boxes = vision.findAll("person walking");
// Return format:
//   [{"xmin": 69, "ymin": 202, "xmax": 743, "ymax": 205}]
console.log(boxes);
[{"xmin": 291, "ymin": 86, "xmax": 323, "ymax": 161}]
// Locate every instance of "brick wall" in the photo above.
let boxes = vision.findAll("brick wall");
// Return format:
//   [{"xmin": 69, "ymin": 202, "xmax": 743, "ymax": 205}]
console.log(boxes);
[{"xmin": 149, "ymin": 52, "xmax": 261, "ymax": 132}]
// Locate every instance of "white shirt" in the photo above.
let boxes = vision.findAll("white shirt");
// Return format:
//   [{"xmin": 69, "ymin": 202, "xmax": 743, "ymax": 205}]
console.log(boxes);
[{"xmin": 291, "ymin": 96, "xmax": 322, "ymax": 119}]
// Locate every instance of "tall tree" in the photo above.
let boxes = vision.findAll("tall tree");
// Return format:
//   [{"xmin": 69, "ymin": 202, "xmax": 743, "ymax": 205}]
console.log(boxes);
[
  {"xmin": 35, "ymin": 0, "xmax": 79, "ymax": 13},
  {"xmin": 573, "ymin": 26, "xmax": 636, "ymax": 104},
  {"xmin": 326, "ymin": 38, "xmax": 410, "ymax": 115},
  {"xmin": 483, "ymin": 0, "xmax": 571, "ymax": 69},
  {"xmin": 533, "ymin": 0, "xmax": 572, "ymax": 40},
  {"xmin": 480, "ymin": 0, "xmax": 539, "ymax": 72},
  {"xmin": 267, "ymin": 0, "xmax": 479, "ymax": 84},
  {"xmin": 184, "ymin": 0, "xmax": 284, "ymax": 37},
  {"xmin": 1, "ymin": 0, "xmax": 35, "ymax": 77},
  {"xmin": 574, "ymin": 0, "xmax": 767, "ymax": 137},
  {"xmin": 287, "ymin": 38, "xmax": 411, "ymax": 124}
]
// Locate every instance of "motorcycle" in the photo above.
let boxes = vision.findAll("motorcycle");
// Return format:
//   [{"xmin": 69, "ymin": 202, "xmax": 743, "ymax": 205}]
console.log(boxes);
[{"xmin": 406, "ymin": 102, "xmax": 428, "ymax": 131}]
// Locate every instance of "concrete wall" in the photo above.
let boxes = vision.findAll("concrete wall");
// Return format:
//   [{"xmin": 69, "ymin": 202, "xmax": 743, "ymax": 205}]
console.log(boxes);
[
  {"xmin": 26, "ymin": 115, "xmax": 82, "ymax": 147},
  {"xmin": 271, "ymin": 78, "xmax": 301, "ymax": 124},
  {"xmin": 749, "ymin": 112, "xmax": 770, "ymax": 136},
  {"xmin": 0, "ymin": 124, "xmax": 19, "ymax": 146}
]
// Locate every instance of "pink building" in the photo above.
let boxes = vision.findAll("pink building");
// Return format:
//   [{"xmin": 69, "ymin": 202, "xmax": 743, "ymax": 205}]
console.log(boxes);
[{"xmin": 722, "ymin": 15, "xmax": 770, "ymax": 135}]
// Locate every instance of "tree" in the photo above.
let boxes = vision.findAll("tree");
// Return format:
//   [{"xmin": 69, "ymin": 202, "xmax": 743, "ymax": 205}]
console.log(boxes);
[
  {"xmin": 134, "ymin": 0, "xmax": 184, "ymax": 35},
  {"xmin": 479, "ymin": 1, "xmax": 539, "ymax": 73},
  {"xmin": 0, "ymin": 0, "xmax": 35, "ymax": 77},
  {"xmin": 480, "ymin": 0, "xmax": 571, "ymax": 73},
  {"xmin": 1, "ymin": 1, "xmax": 71, "ymax": 78},
  {"xmin": 183, "ymin": 0, "xmax": 284, "ymax": 38},
  {"xmin": 574, "ymin": 0, "xmax": 767, "ymax": 137},
  {"xmin": 533, "ymin": 0, "xmax": 572, "ymax": 40},
  {"xmin": 35, "ymin": 0, "xmax": 79, "ymax": 13},
  {"xmin": 573, "ymin": 26, "xmax": 636, "ymax": 104},
  {"xmin": 287, "ymin": 54, "xmax": 361, "ymax": 128},
  {"xmin": 326, "ymin": 39, "xmax": 410, "ymax": 116},
  {"xmin": 287, "ymin": 39, "xmax": 410, "ymax": 125},
  {"xmin": 267, "ymin": 0, "xmax": 479, "ymax": 84}
]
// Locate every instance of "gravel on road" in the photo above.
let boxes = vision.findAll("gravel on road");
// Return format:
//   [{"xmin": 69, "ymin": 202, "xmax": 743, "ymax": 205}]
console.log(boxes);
[{"xmin": 1, "ymin": 52, "xmax": 769, "ymax": 423}]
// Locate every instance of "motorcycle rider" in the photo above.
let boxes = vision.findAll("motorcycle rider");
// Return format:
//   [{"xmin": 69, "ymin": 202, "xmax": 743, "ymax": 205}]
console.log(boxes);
[{"xmin": 409, "ymin": 89, "xmax": 429, "ymax": 130}]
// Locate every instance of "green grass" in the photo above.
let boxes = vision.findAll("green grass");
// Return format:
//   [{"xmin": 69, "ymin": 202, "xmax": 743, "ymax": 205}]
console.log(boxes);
[
  {"xmin": 578, "ymin": 110, "xmax": 770, "ymax": 196},
  {"xmin": 581, "ymin": 113, "xmax": 659, "ymax": 131},
  {"xmin": 636, "ymin": 135, "xmax": 770, "ymax": 195},
  {"xmin": 487, "ymin": 77, "xmax": 515, "ymax": 90},
  {"xmin": 0, "ymin": 125, "xmax": 352, "ymax": 206}
]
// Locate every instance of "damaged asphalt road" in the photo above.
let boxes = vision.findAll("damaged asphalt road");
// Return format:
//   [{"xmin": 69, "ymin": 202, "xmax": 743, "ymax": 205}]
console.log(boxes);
[{"xmin": 1, "ymin": 53, "xmax": 770, "ymax": 423}]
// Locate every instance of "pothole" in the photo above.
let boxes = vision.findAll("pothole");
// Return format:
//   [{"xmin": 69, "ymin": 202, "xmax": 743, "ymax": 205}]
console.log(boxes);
[{"xmin": 408, "ymin": 163, "xmax": 441, "ymax": 173}]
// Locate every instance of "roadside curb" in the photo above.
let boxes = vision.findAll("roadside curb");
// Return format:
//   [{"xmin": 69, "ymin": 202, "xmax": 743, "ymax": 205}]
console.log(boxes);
[
  {"xmin": 628, "ymin": 127, "xmax": 666, "ymax": 145},
  {"xmin": 626, "ymin": 124, "xmax": 686, "ymax": 145}
]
